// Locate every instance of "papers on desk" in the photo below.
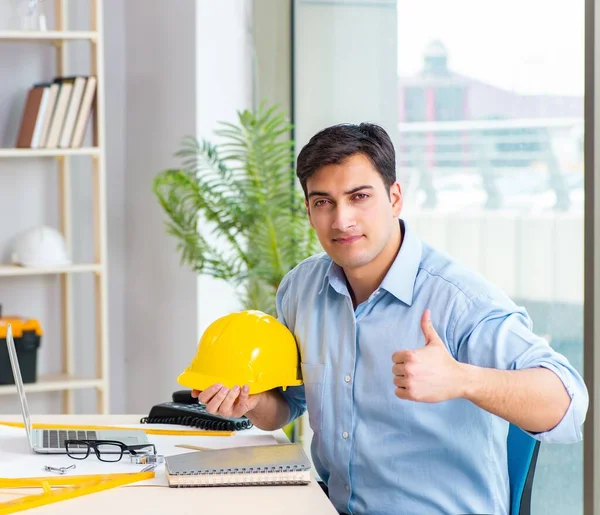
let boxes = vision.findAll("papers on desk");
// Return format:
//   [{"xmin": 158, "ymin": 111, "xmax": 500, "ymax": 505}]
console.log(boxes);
[{"xmin": 0, "ymin": 425, "xmax": 279, "ymax": 487}]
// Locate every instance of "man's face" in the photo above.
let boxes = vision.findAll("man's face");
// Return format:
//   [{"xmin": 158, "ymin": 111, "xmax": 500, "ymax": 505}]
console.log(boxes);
[{"xmin": 305, "ymin": 153, "xmax": 403, "ymax": 271}]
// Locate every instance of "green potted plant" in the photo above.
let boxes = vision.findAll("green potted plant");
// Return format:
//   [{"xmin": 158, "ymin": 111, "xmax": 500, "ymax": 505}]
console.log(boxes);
[{"xmin": 153, "ymin": 104, "xmax": 320, "ymax": 439}]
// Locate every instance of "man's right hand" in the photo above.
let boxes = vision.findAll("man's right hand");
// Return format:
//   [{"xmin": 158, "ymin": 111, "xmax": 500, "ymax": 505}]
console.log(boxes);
[{"xmin": 192, "ymin": 384, "xmax": 263, "ymax": 419}]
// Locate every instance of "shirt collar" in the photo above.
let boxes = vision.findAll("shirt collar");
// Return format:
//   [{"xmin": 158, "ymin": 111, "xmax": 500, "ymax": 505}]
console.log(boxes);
[
  {"xmin": 319, "ymin": 259, "xmax": 349, "ymax": 296},
  {"xmin": 379, "ymin": 220, "xmax": 422, "ymax": 306},
  {"xmin": 318, "ymin": 219, "xmax": 423, "ymax": 305}
]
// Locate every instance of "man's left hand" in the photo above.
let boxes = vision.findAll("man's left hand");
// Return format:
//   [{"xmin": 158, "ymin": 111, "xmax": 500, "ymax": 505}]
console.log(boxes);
[{"xmin": 391, "ymin": 309, "xmax": 466, "ymax": 403}]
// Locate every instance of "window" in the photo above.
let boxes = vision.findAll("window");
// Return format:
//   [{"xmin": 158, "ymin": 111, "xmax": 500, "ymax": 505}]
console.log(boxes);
[{"xmin": 293, "ymin": 0, "xmax": 584, "ymax": 512}]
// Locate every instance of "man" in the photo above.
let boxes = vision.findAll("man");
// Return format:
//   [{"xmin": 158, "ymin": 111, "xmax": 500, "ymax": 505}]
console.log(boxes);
[{"xmin": 195, "ymin": 123, "xmax": 588, "ymax": 515}]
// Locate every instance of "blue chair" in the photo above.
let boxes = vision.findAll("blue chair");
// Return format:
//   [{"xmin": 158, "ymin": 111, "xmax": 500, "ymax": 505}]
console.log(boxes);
[{"xmin": 507, "ymin": 423, "xmax": 541, "ymax": 515}]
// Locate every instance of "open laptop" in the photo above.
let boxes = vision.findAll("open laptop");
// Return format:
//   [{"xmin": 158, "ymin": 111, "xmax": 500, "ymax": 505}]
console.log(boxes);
[{"xmin": 5, "ymin": 323, "xmax": 150, "ymax": 454}]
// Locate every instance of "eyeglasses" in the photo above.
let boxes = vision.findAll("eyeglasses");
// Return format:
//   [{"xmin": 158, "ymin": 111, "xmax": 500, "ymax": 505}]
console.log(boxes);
[{"xmin": 64, "ymin": 439, "xmax": 157, "ymax": 463}]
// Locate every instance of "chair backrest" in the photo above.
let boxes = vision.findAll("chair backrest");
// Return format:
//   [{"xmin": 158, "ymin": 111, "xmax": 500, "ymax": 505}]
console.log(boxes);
[{"xmin": 507, "ymin": 424, "xmax": 541, "ymax": 515}]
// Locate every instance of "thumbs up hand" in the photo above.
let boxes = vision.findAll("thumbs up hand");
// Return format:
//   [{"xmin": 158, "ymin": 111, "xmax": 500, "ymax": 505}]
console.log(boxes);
[{"xmin": 391, "ymin": 309, "xmax": 466, "ymax": 403}]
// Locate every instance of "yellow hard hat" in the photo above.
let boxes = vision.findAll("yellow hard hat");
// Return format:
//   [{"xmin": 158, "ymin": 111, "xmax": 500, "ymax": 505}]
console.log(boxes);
[{"xmin": 177, "ymin": 310, "xmax": 303, "ymax": 395}]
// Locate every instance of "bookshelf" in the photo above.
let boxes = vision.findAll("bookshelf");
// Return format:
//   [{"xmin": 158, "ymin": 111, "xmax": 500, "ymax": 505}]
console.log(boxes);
[
  {"xmin": 0, "ymin": 147, "xmax": 99, "ymax": 157},
  {"xmin": 0, "ymin": 375, "xmax": 103, "ymax": 396},
  {"xmin": 0, "ymin": 30, "xmax": 98, "ymax": 41},
  {"xmin": 0, "ymin": 1, "xmax": 109, "ymax": 413},
  {"xmin": 0, "ymin": 264, "xmax": 102, "ymax": 277}
]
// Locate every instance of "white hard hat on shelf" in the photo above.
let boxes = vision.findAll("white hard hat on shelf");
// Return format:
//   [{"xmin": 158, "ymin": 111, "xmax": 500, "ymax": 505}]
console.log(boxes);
[{"xmin": 11, "ymin": 226, "xmax": 71, "ymax": 267}]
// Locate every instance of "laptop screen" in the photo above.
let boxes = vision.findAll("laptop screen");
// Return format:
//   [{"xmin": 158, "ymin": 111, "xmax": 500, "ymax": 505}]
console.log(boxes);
[{"xmin": 5, "ymin": 324, "xmax": 32, "ymax": 443}]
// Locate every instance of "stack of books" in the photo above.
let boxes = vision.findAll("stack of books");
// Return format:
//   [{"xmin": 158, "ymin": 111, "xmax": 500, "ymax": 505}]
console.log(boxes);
[{"xmin": 15, "ymin": 75, "xmax": 97, "ymax": 149}]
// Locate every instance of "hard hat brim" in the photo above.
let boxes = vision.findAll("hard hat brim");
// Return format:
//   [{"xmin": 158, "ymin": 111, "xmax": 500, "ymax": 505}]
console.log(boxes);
[{"xmin": 177, "ymin": 370, "xmax": 302, "ymax": 396}]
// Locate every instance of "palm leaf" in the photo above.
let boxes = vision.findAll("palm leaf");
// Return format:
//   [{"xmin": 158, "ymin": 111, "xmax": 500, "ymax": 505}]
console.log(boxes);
[{"xmin": 153, "ymin": 104, "xmax": 321, "ymax": 316}]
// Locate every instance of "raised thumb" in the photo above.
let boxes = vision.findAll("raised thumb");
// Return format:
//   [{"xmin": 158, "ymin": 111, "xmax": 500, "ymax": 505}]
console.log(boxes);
[{"xmin": 421, "ymin": 309, "xmax": 440, "ymax": 345}]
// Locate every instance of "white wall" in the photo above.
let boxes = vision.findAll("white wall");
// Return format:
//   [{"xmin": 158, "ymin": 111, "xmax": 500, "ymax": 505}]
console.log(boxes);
[
  {"xmin": 120, "ymin": 0, "xmax": 284, "ymax": 410},
  {"xmin": 103, "ymin": 0, "xmax": 127, "ymax": 413},
  {"xmin": 123, "ymin": 0, "xmax": 199, "ymax": 413},
  {"xmin": 195, "ymin": 1, "xmax": 254, "ymax": 337}
]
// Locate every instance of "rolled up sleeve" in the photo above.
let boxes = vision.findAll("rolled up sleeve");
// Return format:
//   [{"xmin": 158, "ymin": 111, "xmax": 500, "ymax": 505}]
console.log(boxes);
[
  {"xmin": 526, "ymin": 359, "xmax": 587, "ymax": 443},
  {"xmin": 453, "ymin": 294, "xmax": 589, "ymax": 444},
  {"xmin": 278, "ymin": 384, "xmax": 307, "ymax": 424}
]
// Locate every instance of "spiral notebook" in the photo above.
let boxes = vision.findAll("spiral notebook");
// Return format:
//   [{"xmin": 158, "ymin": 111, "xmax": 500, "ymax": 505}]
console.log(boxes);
[{"xmin": 165, "ymin": 443, "xmax": 312, "ymax": 487}]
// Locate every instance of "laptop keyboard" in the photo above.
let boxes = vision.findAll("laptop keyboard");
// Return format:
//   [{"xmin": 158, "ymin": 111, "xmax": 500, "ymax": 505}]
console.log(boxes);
[{"xmin": 42, "ymin": 429, "xmax": 98, "ymax": 449}]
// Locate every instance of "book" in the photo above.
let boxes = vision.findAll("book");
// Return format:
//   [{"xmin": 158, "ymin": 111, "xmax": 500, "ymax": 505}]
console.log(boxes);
[
  {"xmin": 59, "ymin": 76, "xmax": 87, "ymax": 148},
  {"xmin": 37, "ymin": 82, "xmax": 60, "ymax": 148},
  {"xmin": 70, "ymin": 76, "xmax": 97, "ymax": 148},
  {"xmin": 15, "ymin": 85, "xmax": 48, "ymax": 148},
  {"xmin": 44, "ymin": 78, "xmax": 75, "ymax": 148},
  {"xmin": 28, "ymin": 84, "xmax": 51, "ymax": 148},
  {"xmin": 165, "ymin": 443, "xmax": 312, "ymax": 487}
]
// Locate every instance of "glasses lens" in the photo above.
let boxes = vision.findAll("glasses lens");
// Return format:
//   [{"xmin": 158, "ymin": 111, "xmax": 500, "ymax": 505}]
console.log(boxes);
[
  {"xmin": 65, "ymin": 441, "xmax": 90, "ymax": 459},
  {"xmin": 96, "ymin": 443, "xmax": 123, "ymax": 462}
]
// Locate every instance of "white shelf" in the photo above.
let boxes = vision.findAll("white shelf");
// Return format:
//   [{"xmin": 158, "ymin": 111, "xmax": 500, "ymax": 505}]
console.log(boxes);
[
  {"xmin": 0, "ymin": 264, "xmax": 103, "ymax": 276},
  {"xmin": 0, "ymin": 148, "xmax": 100, "ymax": 158},
  {"xmin": 0, "ymin": 2, "xmax": 110, "ymax": 414},
  {"xmin": 0, "ymin": 30, "xmax": 97, "ymax": 42},
  {"xmin": 0, "ymin": 375, "xmax": 103, "ymax": 396}
]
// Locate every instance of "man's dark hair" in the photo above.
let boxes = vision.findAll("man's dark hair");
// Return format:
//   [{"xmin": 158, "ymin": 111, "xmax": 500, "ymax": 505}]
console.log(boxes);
[{"xmin": 296, "ymin": 123, "xmax": 397, "ymax": 198}]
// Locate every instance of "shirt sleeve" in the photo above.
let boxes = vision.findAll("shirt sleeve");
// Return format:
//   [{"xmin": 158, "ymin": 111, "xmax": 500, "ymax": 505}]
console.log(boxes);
[
  {"xmin": 452, "ymin": 294, "xmax": 588, "ymax": 444},
  {"xmin": 275, "ymin": 270, "xmax": 307, "ymax": 424}
]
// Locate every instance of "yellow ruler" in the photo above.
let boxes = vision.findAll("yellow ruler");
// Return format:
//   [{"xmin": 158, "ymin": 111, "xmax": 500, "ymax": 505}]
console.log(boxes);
[
  {"xmin": 0, "ymin": 421, "xmax": 233, "ymax": 437},
  {"xmin": 0, "ymin": 471, "xmax": 155, "ymax": 514}
]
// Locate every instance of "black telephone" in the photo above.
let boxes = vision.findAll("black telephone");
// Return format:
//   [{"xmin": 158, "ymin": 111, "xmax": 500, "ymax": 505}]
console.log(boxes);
[{"xmin": 140, "ymin": 390, "xmax": 253, "ymax": 432}]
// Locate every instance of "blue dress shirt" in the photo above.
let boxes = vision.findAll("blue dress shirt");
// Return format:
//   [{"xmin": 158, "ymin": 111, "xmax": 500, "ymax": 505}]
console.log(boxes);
[{"xmin": 277, "ymin": 220, "xmax": 587, "ymax": 515}]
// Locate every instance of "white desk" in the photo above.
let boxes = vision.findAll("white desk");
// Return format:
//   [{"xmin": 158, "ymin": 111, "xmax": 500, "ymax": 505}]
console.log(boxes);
[{"xmin": 0, "ymin": 414, "xmax": 338, "ymax": 515}]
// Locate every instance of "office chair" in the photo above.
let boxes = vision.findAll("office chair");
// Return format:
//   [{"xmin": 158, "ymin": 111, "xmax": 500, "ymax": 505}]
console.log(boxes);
[
  {"xmin": 507, "ymin": 423, "xmax": 541, "ymax": 515},
  {"xmin": 317, "ymin": 423, "xmax": 540, "ymax": 515}
]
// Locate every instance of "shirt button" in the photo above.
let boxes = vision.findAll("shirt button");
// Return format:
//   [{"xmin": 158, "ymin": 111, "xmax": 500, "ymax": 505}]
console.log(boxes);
[
  {"xmin": 342, "ymin": 431, "xmax": 349, "ymax": 439},
  {"xmin": 344, "ymin": 374, "xmax": 351, "ymax": 383},
  {"xmin": 346, "ymin": 484, "xmax": 350, "ymax": 492}
]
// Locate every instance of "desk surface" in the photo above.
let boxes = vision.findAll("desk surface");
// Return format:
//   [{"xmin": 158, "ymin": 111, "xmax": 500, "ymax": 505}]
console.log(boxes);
[{"xmin": 0, "ymin": 414, "xmax": 337, "ymax": 515}]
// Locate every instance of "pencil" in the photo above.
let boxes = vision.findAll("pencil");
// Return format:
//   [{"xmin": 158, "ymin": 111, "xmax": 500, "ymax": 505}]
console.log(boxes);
[{"xmin": 175, "ymin": 444, "xmax": 212, "ymax": 451}]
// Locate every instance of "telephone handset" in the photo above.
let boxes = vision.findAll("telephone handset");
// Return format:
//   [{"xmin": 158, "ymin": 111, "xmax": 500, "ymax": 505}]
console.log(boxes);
[{"xmin": 140, "ymin": 390, "xmax": 253, "ymax": 431}]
